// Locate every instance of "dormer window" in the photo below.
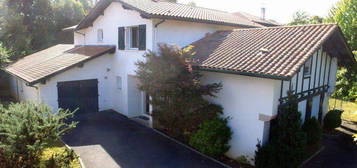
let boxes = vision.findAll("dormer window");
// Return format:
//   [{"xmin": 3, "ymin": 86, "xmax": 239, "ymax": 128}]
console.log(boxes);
[
  {"xmin": 303, "ymin": 57, "xmax": 312, "ymax": 77},
  {"xmin": 97, "ymin": 29, "xmax": 103, "ymax": 42}
]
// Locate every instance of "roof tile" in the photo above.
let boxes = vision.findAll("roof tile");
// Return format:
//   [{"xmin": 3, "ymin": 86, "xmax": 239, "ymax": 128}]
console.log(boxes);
[
  {"xmin": 5, "ymin": 45, "xmax": 115, "ymax": 84},
  {"xmin": 190, "ymin": 24, "xmax": 341, "ymax": 79}
]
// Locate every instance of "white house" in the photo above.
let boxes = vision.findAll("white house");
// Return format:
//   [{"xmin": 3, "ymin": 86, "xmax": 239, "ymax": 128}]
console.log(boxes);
[{"xmin": 3, "ymin": 0, "xmax": 355, "ymax": 161}]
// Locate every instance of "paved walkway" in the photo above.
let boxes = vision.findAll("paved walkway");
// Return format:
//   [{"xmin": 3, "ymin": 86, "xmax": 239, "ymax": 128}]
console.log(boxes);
[
  {"xmin": 303, "ymin": 133, "xmax": 357, "ymax": 168},
  {"xmin": 63, "ymin": 111, "xmax": 226, "ymax": 168}
]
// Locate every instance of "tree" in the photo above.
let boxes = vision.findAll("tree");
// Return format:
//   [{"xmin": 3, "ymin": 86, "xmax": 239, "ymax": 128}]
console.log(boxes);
[
  {"xmin": 327, "ymin": 0, "xmax": 357, "ymax": 51},
  {"xmin": 0, "ymin": 43, "xmax": 10, "ymax": 67},
  {"xmin": 288, "ymin": 11, "xmax": 324, "ymax": 25},
  {"xmin": 53, "ymin": 0, "xmax": 86, "ymax": 44},
  {"xmin": 0, "ymin": 0, "xmax": 54, "ymax": 59},
  {"xmin": 255, "ymin": 91, "xmax": 307, "ymax": 168},
  {"xmin": 135, "ymin": 44, "xmax": 222, "ymax": 139},
  {"xmin": 0, "ymin": 102, "xmax": 77, "ymax": 168},
  {"xmin": 0, "ymin": 0, "xmax": 92, "ymax": 60},
  {"xmin": 327, "ymin": 0, "xmax": 357, "ymax": 101}
]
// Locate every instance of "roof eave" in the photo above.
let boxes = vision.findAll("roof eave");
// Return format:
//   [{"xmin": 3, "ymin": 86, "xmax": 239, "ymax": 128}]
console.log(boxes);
[
  {"xmin": 196, "ymin": 66, "xmax": 289, "ymax": 80},
  {"xmin": 1, "ymin": 68, "xmax": 32, "ymax": 85},
  {"xmin": 27, "ymin": 46, "xmax": 116, "ymax": 86},
  {"xmin": 75, "ymin": 0, "xmax": 260, "ymax": 30}
]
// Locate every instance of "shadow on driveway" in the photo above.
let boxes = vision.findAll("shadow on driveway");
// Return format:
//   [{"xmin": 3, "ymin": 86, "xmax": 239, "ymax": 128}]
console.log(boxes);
[
  {"xmin": 63, "ymin": 110, "xmax": 227, "ymax": 168},
  {"xmin": 303, "ymin": 133, "xmax": 357, "ymax": 168}
]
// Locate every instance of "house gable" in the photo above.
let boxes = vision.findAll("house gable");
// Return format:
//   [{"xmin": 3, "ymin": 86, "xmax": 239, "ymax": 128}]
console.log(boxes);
[{"xmin": 75, "ymin": 0, "xmax": 263, "ymax": 31}]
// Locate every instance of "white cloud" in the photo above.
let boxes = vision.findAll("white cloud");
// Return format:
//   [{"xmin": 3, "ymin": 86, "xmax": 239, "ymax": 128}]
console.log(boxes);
[{"xmin": 178, "ymin": 0, "xmax": 339, "ymax": 24}]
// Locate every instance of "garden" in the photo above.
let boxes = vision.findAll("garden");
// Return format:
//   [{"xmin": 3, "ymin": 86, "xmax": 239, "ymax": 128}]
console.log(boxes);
[{"xmin": 0, "ymin": 102, "xmax": 80, "ymax": 168}]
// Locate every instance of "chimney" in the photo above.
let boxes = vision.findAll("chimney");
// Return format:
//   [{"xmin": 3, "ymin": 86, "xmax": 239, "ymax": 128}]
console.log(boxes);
[{"xmin": 261, "ymin": 7, "xmax": 266, "ymax": 20}]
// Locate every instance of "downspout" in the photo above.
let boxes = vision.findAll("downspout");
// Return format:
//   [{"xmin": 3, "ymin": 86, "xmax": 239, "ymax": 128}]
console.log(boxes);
[
  {"xmin": 15, "ymin": 79, "xmax": 19, "ymax": 101},
  {"xmin": 153, "ymin": 19, "xmax": 166, "ymax": 51}
]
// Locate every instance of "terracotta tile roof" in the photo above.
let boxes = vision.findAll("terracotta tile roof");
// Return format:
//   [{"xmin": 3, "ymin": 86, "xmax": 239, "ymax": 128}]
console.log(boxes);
[
  {"xmin": 190, "ymin": 24, "xmax": 354, "ymax": 80},
  {"xmin": 76, "ymin": 0, "xmax": 264, "ymax": 30},
  {"xmin": 234, "ymin": 12, "xmax": 280, "ymax": 27},
  {"xmin": 4, "ymin": 45, "xmax": 115, "ymax": 85}
]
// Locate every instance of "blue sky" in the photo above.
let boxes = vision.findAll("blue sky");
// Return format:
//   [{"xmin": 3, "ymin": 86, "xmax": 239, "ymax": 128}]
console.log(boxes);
[{"xmin": 178, "ymin": 0, "xmax": 340, "ymax": 24}]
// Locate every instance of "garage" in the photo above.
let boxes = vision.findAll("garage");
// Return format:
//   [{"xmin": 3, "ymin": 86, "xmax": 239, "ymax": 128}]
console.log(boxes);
[{"xmin": 57, "ymin": 79, "xmax": 99, "ymax": 114}]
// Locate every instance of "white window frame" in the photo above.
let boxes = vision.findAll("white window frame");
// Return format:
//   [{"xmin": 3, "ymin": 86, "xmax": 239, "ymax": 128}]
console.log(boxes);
[
  {"xmin": 125, "ymin": 26, "xmax": 139, "ymax": 50},
  {"xmin": 97, "ymin": 29, "xmax": 103, "ymax": 42}
]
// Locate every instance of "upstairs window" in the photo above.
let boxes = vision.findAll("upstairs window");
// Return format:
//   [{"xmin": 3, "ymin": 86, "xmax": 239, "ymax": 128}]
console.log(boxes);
[
  {"xmin": 126, "ymin": 26, "xmax": 139, "ymax": 49},
  {"xmin": 118, "ymin": 25, "xmax": 146, "ymax": 50},
  {"xmin": 303, "ymin": 57, "xmax": 312, "ymax": 77},
  {"xmin": 97, "ymin": 29, "xmax": 103, "ymax": 42}
]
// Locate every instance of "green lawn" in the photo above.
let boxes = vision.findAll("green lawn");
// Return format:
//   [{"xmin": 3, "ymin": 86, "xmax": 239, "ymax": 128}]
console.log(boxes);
[
  {"xmin": 40, "ymin": 141, "xmax": 81, "ymax": 168},
  {"xmin": 329, "ymin": 98, "xmax": 357, "ymax": 122}
]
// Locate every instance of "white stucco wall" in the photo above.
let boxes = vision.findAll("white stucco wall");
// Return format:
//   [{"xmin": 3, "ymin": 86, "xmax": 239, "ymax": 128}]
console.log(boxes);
[
  {"xmin": 73, "ymin": 2, "xmax": 239, "ymax": 116},
  {"xmin": 8, "ymin": 76, "xmax": 38, "ymax": 102},
  {"xmin": 74, "ymin": 2, "xmax": 154, "ymax": 116},
  {"xmin": 38, "ymin": 54, "xmax": 114, "ymax": 112},
  {"xmin": 201, "ymin": 71, "xmax": 279, "ymax": 160},
  {"xmin": 154, "ymin": 19, "xmax": 236, "ymax": 50}
]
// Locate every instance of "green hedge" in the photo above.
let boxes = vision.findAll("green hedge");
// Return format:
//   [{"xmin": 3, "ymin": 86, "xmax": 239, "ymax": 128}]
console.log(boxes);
[
  {"xmin": 302, "ymin": 117, "xmax": 322, "ymax": 145},
  {"xmin": 324, "ymin": 109, "xmax": 343, "ymax": 130},
  {"xmin": 189, "ymin": 116, "xmax": 232, "ymax": 157}
]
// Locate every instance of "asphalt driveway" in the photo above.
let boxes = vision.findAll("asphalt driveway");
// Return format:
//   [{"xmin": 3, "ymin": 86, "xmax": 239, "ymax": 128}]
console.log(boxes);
[
  {"xmin": 62, "ymin": 110, "xmax": 227, "ymax": 168},
  {"xmin": 303, "ymin": 133, "xmax": 357, "ymax": 168}
]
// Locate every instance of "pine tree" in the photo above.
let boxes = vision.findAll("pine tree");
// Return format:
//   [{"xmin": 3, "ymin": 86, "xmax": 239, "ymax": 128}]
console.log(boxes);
[{"xmin": 255, "ymin": 91, "xmax": 307, "ymax": 168}]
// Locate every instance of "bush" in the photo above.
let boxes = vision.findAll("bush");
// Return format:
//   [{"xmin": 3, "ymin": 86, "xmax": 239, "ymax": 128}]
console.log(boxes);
[
  {"xmin": 189, "ymin": 116, "xmax": 232, "ymax": 157},
  {"xmin": 0, "ymin": 102, "xmax": 77, "ymax": 168},
  {"xmin": 136, "ymin": 44, "xmax": 222, "ymax": 139},
  {"xmin": 324, "ymin": 109, "xmax": 343, "ymax": 130},
  {"xmin": 254, "ymin": 143, "xmax": 277, "ymax": 168},
  {"xmin": 302, "ymin": 117, "xmax": 322, "ymax": 145},
  {"xmin": 45, "ymin": 148, "xmax": 78, "ymax": 168},
  {"xmin": 255, "ymin": 91, "xmax": 307, "ymax": 168}
]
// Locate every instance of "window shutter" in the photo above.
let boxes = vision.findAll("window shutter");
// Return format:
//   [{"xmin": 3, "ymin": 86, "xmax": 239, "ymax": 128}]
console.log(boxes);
[
  {"xmin": 118, "ymin": 27, "xmax": 125, "ymax": 50},
  {"xmin": 138, "ymin": 24, "xmax": 146, "ymax": 50}
]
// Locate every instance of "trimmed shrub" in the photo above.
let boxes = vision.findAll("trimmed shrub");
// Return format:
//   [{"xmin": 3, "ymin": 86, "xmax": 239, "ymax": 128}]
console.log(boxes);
[
  {"xmin": 255, "ymin": 91, "xmax": 307, "ymax": 168},
  {"xmin": 0, "ymin": 102, "xmax": 77, "ymax": 168},
  {"xmin": 254, "ymin": 143, "xmax": 277, "ymax": 168},
  {"xmin": 302, "ymin": 117, "xmax": 322, "ymax": 145},
  {"xmin": 324, "ymin": 109, "xmax": 343, "ymax": 130},
  {"xmin": 189, "ymin": 116, "xmax": 232, "ymax": 157}
]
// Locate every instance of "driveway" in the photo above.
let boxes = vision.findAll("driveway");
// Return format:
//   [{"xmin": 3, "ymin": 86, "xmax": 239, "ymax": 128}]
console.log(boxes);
[
  {"xmin": 62, "ymin": 110, "xmax": 227, "ymax": 168},
  {"xmin": 303, "ymin": 133, "xmax": 357, "ymax": 168}
]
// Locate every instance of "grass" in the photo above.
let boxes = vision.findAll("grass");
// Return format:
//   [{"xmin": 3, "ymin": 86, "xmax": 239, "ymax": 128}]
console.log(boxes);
[
  {"xmin": 329, "ymin": 98, "xmax": 357, "ymax": 122},
  {"xmin": 40, "ymin": 141, "xmax": 81, "ymax": 168}
]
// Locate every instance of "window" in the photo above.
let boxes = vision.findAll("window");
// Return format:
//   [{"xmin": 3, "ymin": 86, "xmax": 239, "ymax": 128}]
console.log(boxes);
[
  {"xmin": 125, "ymin": 26, "xmax": 139, "ymax": 49},
  {"xmin": 118, "ymin": 25, "xmax": 146, "ymax": 50},
  {"xmin": 303, "ymin": 57, "xmax": 312, "ymax": 77},
  {"xmin": 97, "ymin": 29, "xmax": 103, "ymax": 42},
  {"xmin": 116, "ymin": 76, "xmax": 122, "ymax": 90}
]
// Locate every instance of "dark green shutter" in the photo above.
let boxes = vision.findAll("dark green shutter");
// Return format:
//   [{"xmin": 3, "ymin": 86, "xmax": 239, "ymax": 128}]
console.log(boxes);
[
  {"xmin": 138, "ymin": 24, "xmax": 146, "ymax": 50},
  {"xmin": 118, "ymin": 27, "xmax": 125, "ymax": 50}
]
